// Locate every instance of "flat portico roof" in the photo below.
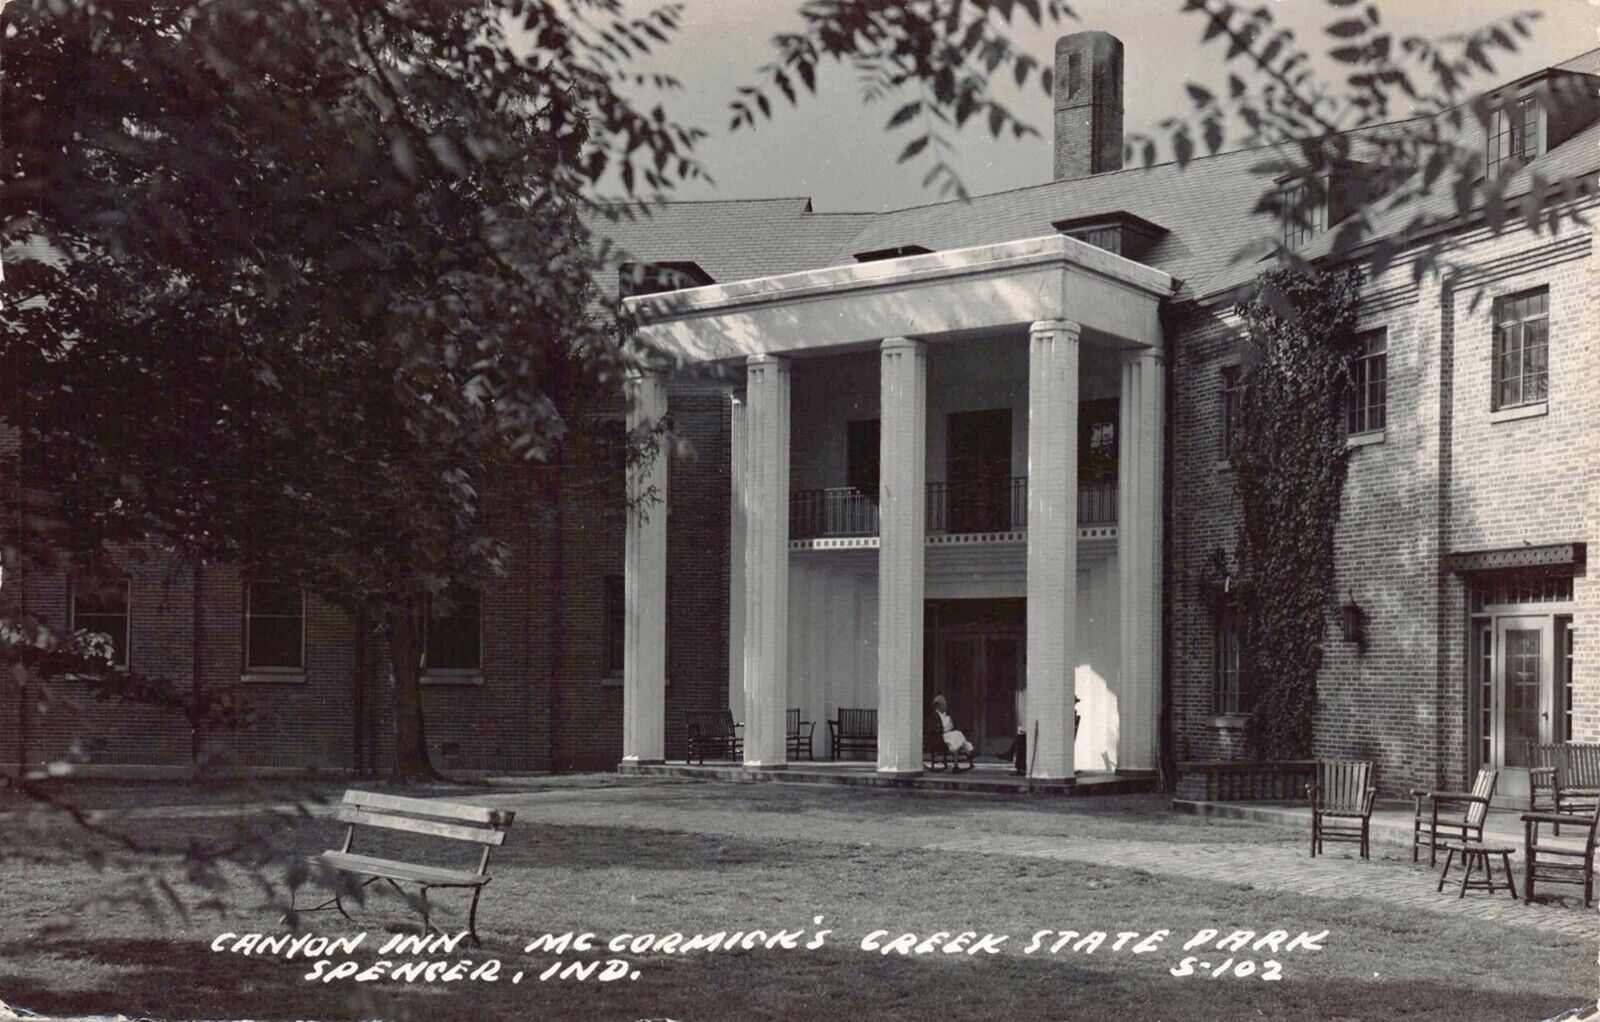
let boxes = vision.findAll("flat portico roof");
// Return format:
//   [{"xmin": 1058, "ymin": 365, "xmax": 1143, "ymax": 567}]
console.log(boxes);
[{"xmin": 624, "ymin": 233, "xmax": 1177, "ymax": 365}]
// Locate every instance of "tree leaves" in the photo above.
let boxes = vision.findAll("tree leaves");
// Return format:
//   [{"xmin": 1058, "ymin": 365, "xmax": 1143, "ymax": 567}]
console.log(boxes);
[{"xmin": 728, "ymin": 0, "xmax": 1068, "ymax": 198}]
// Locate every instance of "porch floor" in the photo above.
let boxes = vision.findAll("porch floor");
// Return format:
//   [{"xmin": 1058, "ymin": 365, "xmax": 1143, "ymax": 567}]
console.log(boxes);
[
  {"xmin": 1174, "ymin": 799, "xmax": 1596, "ymax": 863},
  {"xmin": 620, "ymin": 758, "xmax": 1157, "ymax": 795}
]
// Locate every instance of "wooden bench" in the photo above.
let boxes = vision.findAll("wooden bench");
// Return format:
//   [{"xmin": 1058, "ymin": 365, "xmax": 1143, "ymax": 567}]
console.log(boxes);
[
  {"xmin": 685, "ymin": 709, "xmax": 742, "ymax": 764},
  {"xmin": 829, "ymin": 707, "xmax": 877, "ymax": 761},
  {"xmin": 291, "ymin": 790, "xmax": 514, "ymax": 944},
  {"xmin": 1307, "ymin": 760, "xmax": 1376, "ymax": 860},
  {"xmin": 1528, "ymin": 741, "xmax": 1600, "ymax": 834}
]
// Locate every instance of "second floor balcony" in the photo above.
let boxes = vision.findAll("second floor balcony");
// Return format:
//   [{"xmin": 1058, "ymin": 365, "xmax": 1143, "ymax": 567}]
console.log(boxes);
[{"xmin": 789, "ymin": 477, "xmax": 1117, "ymax": 541}]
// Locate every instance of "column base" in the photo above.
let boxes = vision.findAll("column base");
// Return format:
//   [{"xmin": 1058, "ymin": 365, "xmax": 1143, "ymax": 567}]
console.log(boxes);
[
  {"xmin": 741, "ymin": 760, "xmax": 788, "ymax": 769},
  {"xmin": 876, "ymin": 767, "xmax": 925, "ymax": 777}
]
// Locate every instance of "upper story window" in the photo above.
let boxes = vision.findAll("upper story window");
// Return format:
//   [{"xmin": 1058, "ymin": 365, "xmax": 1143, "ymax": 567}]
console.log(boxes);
[
  {"xmin": 1487, "ymin": 95, "xmax": 1541, "ymax": 178},
  {"xmin": 425, "ymin": 586, "xmax": 481, "ymax": 674},
  {"xmin": 1492, "ymin": 287, "xmax": 1548, "ymax": 411},
  {"xmin": 1219, "ymin": 364, "xmax": 1246, "ymax": 459},
  {"xmin": 1214, "ymin": 604, "xmax": 1246, "ymax": 716},
  {"xmin": 1346, "ymin": 329, "xmax": 1388, "ymax": 436},
  {"xmin": 1280, "ymin": 179, "xmax": 1326, "ymax": 248},
  {"xmin": 243, "ymin": 580, "xmax": 305, "ymax": 673},
  {"xmin": 71, "ymin": 575, "xmax": 130, "ymax": 670},
  {"xmin": 603, "ymin": 574, "xmax": 624, "ymax": 677}
]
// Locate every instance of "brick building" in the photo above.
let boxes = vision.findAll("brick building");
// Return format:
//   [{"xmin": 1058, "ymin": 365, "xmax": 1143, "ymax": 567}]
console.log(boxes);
[{"xmin": 7, "ymin": 33, "xmax": 1597, "ymax": 798}]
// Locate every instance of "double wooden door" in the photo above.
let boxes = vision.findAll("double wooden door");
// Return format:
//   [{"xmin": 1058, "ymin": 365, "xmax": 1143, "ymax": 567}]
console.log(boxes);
[{"xmin": 930, "ymin": 629, "xmax": 1024, "ymax": 757}]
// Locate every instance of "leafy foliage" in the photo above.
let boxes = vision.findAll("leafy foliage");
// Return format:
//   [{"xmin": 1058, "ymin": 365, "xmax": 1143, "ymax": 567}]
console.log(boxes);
[
  {"xmin": 1229, "ymin": 266, "xmax": 1364, "ymax": 760},
  {"xmin": 732, "ymin": 0, "xmax": 1074, "ymax": 199},
  {"xmin": 1127, "ymin": 1, "xmax": 1594, "ymax": 278},
  {"xmin": 1, "ymin": 0, "xmax": 698, "ymax": 780}
]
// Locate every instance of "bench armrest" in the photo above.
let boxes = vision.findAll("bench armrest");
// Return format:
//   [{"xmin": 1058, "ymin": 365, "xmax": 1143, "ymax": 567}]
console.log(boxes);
[
  {"xmin": 1416, "ymin": 791, "xmax": 1486, "ymax": 804},
  {"xmin": 1522, "ymin": 811, "xmax": 1592, "ymax": 826}
]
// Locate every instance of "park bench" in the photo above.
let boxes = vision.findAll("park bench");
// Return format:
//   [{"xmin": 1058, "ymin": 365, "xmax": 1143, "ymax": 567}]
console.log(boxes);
[
  {"xmin": 1306, "ymin": 760, "xmax": 1376, "ymax": 860},
  {"xmin": 829, "ymin": 707, "xmax": 877, "ymax": 761},
  {"xmin": 787, "ymin": 708, "xmax": 815, "ymax": 761},
  {"xmin": 1410, "ymin": 767, "xmax": 1497, "ymax": 867},
  {"xmin": 1528, "ymin": 741, "xmax": 1600, "ymax": 834},
  {"xmin": 686, "ymin": 709, "xmax": 742, "ymax": 764},
  {"xmin": 292, "ymin": 790, "xmax": 514, "ymax": 945}
]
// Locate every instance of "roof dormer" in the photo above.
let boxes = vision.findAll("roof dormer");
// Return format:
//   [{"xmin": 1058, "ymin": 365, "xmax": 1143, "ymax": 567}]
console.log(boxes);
[
  {"xmin": 1051, "ymin": 210, "xmax": 1167, "ymax": 262},
  {"xmin": 1485, "ymin": 69, "xmax": 1600, "ymax": 180},
  {"xmin": 853, "ymin": 244, "xmax": 933, "ymax": 263},
  {"xmin": 618, "ymin": 260, "xmax": 715, "ymax": 298},
  {"xmin": 1275, "ymin": 161, "xmax": 1381, "ymax": 249}
]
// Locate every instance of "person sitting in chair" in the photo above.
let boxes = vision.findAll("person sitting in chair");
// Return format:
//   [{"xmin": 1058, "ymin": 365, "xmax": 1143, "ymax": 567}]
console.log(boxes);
[{"xmin": 931, "ymin": 695, "xmax": 976, "ymax": 771}]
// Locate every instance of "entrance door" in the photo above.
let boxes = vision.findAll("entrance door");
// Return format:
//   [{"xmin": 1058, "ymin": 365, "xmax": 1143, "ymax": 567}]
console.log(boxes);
[
  {"xmin": 930, "ymin": 631, "xmax": 1022, "ymax": 756},
  {"xmin": 1490, "ymin": 616, "xmax": 1556, "ymax": 803},
  {"xmin": 947, "ymin": 409, "xmax": 1012, "ymax": 533}
]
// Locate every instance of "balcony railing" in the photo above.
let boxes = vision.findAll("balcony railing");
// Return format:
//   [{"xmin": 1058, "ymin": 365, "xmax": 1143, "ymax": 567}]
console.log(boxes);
[
  {"xmin": 789, "ymin": 487, "xmax": 880, "ymax": 540},
  {"xmin": 789, "ymin": 478, "xmax": 1117, "ymax": 540}
]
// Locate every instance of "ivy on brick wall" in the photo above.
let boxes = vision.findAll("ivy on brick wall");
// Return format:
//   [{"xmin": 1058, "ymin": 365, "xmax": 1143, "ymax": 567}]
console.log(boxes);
[{"xmin": 1231, "ymin": 266, "xmax": 1364, "ymax": 760}]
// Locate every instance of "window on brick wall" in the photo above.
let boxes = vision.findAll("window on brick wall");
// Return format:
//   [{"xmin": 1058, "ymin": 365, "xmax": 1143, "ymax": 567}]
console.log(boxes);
[
  {"xmin": 1346, "ymin": 328, "xmax": 1388, "ymax": 435},
  {"xmin": 70, "ymin": 575, "xmax": 130, "ymax": 670},
  {"xmin": 424, "ymin": 586, "xmax": 481, "ymax": 673},
  {"xmin": 1492, "ymin": 287, "xmax": 1549, "ymax": 411},
  {"xmin": 603, "ymin": 574, "xmax": 625, "ymax": 677},
  {"xmin": 1213, "ymin": 605, "xmax": 1246, "ymax": 716},
  {"xmin": 243, "ymin": 580, "xmax": 304, "ymax": 672},
  {"xmin": 1219, "ymin": 364, "xmax": 1245, "ymax": 460}
]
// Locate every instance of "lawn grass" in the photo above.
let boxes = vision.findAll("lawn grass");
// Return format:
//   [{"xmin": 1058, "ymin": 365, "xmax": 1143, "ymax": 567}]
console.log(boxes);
[{"xmin": 0, "ymin": 778, "xmax": 1592, "ymax": 1021}]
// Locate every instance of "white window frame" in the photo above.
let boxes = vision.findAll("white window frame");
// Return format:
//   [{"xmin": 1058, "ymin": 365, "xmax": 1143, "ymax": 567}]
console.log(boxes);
[
  {"xmin": 1345, "ymin": 327, "xmax": 1388, "ymax": 442},
  {"xmin": 69, "ymin": 576, "xmax": 131, "ymax": 672},
  {"xmin": 1491, "ymin": 286, "xmax": 1550, "ymax": 414}
]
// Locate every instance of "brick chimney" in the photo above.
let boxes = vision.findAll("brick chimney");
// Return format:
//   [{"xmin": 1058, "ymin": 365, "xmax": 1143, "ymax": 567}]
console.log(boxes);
[{"xmin": 1053, "ymin": 31, "xmax": 1124, "ymax": 180}]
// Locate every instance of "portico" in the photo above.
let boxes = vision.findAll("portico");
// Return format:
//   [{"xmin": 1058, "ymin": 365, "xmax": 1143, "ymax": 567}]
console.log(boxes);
[{"xmin": 623, "ymin": 234, "xmax": 1174, "ymax": 780}]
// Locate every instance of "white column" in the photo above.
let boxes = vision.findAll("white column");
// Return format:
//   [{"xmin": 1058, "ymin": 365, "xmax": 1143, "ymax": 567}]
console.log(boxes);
[
  {"xmin": 622, "ymin": 369, "xmax": 668, "ymax": 764},
  {"xmin": 728, "ymin": 395, "xmax": 747, "ymax": 725},
  {"xmin": 743, "ymin": 355, "xmax": 790, "ymax": 767},
  {"xmin": 1025, "ymin": 320, "xmax": 1080, "ymax": 779},
  {"xmin": 877, "ymin": 337, "xmax": 927, "ymax": 774},
  {"xmin": 1118, "ymin": 346, "xmax": 1165, "ymax": 772}
]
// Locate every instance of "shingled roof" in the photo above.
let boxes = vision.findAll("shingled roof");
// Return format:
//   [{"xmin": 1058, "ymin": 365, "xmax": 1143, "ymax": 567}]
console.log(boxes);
[{"xmin": 592, "ymin": 45, "xmax": 1600, "ymax": 307}]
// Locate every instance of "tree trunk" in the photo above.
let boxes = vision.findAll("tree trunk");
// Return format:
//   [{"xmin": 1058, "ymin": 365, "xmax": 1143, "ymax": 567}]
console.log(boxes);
[
  {"xmin": 353, "ymin": 603, "xmax": 367, "ymax": 776},
  {"xmin": 386, "ymin": 598, "xmax": 437, "ymax": 782}
]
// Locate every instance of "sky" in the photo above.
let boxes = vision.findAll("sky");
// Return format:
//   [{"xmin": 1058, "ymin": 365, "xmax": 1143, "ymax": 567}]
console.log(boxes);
[{"xmin": 601, "ymin": 0, "xmax": 1600, "ymax": 212}]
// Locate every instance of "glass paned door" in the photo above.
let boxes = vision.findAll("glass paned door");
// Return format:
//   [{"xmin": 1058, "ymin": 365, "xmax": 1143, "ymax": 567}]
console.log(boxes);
[{"xmin": 1491, "ymin": 616, "xmax": 1555, "ymax": 803}]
